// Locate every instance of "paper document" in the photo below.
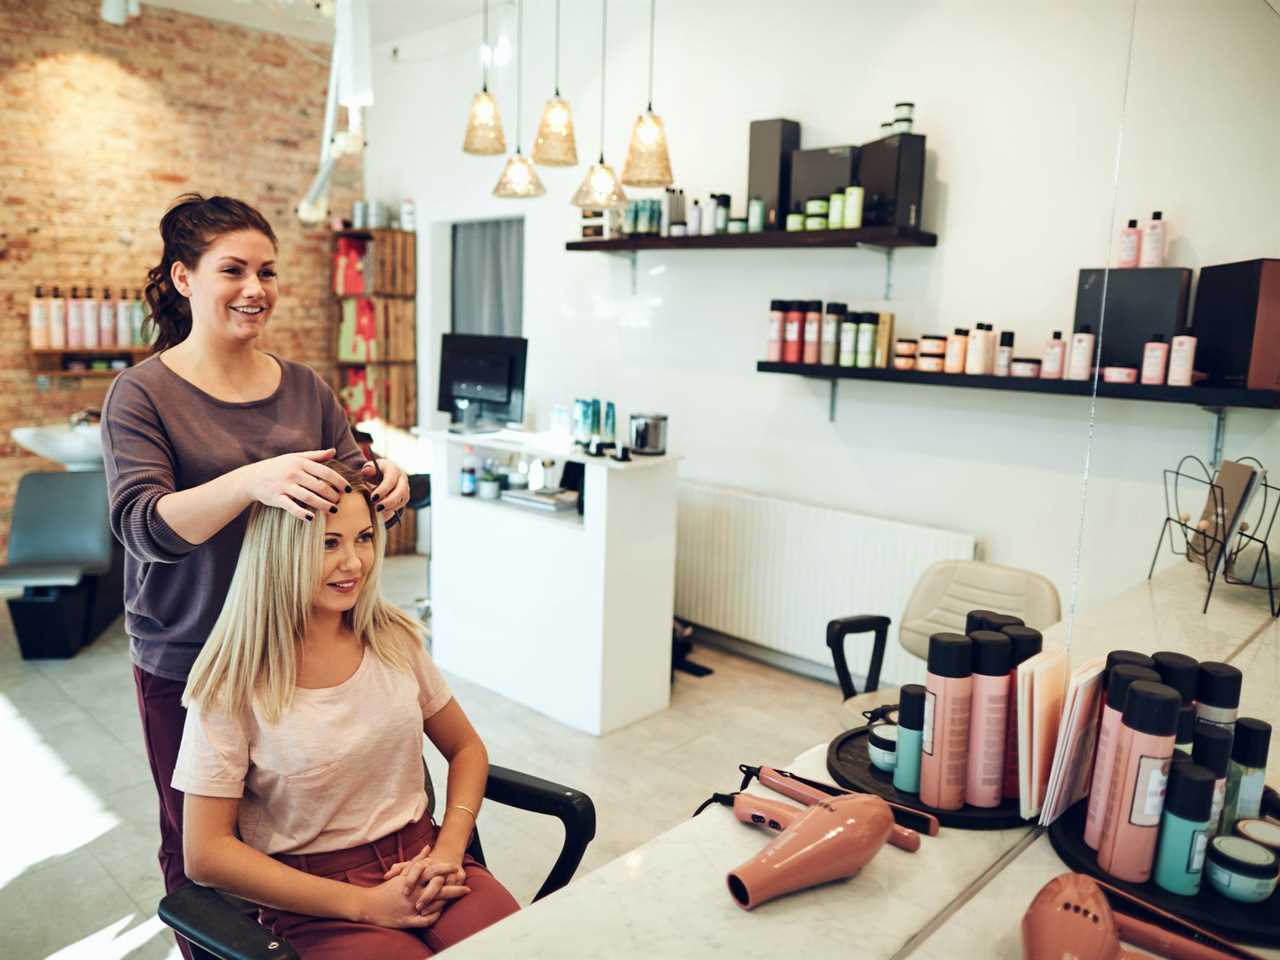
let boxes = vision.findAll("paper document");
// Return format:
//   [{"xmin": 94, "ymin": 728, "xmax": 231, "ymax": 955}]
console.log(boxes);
[
  {"xmin": 1017, "ymin": 646, "xmax": 1069, "ymax": 821},
  {"xmin": 1038, "ymin": 656, "xmax": 1106, "ymax": 826}
]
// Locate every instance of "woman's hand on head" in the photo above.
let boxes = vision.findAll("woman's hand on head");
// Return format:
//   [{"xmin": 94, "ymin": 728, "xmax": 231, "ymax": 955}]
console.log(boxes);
[
  {"xmin": 241, "ymin": 449, "xmax": 350, "ymax": 522},
  {"xmin": 362, "ymin": 458, "xmax": 410, "ymax": 516},
  {"xmin": 360, "ymin": 874, "xmax": 468, "ymax": 929}
]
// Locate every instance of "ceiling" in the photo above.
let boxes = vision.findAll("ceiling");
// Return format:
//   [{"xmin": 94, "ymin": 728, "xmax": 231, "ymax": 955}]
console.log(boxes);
[{"xmin": 146, "ymin": 0, "xmax": 484, "ymax": 45}]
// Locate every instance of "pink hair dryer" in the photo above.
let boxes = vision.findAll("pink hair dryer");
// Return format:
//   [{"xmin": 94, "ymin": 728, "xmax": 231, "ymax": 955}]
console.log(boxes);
[{"xmin": 726, "ymin": 793, "xmax": 894, "ymax": 911}]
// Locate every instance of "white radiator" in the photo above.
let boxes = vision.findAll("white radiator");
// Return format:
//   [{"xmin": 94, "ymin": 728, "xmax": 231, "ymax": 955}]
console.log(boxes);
[{"xmin": 676, "ymin": 483, "xmax": 976, "ymax": 688}]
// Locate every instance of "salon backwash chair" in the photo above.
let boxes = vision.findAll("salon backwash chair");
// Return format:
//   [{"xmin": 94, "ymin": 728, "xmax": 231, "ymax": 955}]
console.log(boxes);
[
  {"xmin": 159, "ymin": 764, "xmax": 597, "ymax": 960},
  {"xmin": 0, "ymin": 470, "xmax": 123, "ymax": 658},
  {"xmin": 827, "ymin": 559, "xmax": 1061, "ymax": 716}
]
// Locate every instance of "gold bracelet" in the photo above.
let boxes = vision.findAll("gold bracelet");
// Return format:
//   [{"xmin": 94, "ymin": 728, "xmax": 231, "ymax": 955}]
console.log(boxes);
[{"xmin": 450, "ymin": 803, "xmax": 477, "ymax": 820}]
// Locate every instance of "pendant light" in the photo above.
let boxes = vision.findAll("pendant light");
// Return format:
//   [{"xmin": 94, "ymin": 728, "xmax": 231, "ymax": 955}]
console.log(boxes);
[
  {"xmin": 531, "ymin": 0, "xmax": 577, "ymax": 166},
  {"xmin": 570, "ymin": 0, "xmax": 627, "ymax": 210},
  {"xmin": 463, "ymin": 0, "xmax": 507, "ymax": 156},
  {"xmin": 494, "ymin": 0, "xmax": 545, "ymax": 197},
  {"xmin": 622, "ymin": 0, "xmax": 673, "ymax": 187}
]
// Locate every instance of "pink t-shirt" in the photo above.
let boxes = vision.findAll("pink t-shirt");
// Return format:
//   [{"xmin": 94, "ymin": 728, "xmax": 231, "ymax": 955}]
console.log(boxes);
[{"xmin": 173, "ymin": 640, "xmax": 452, "ymax": 855}]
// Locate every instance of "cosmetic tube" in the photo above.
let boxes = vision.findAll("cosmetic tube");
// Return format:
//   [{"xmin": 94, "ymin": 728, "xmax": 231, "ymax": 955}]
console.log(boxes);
[
  {"xmin": 1118, "ymin": 218, "xmax": 1142, "ymax": 268},
  {"xmin": 1191, "ymin": 720, "xmax": 1232, "ymax": 839},
  {"xmin": 820, "ymin": 303, "xmax": 844, "ymax": 366},
  {"xmin": 1000, "ymin": 625, "xmax": 1043, "ymax": 801},
  {"xmin": 803, "ymin": 301, "xmax": 822, "ymax": 364},
  {"xmin": 1084, "ymin": 664, "xmax": 1162, "ymax": 849},
  {"xmin": 1195, "ymin": 661, "xmax": 1241, "ymax": 731},
  {"xmin": 766, "ymin": 300, "xmax": 785, "ymax": 362},
  {"xmin": 1040, "ymin": 331, "xmax": 1066, "ymax": 380},
  {"xmin": 1153, "ymin": 761, "xmax": 1215, "ymax": 896},
  {"xmin": 894, "ymin": 684, "xmax": 926, "ymax": 795},
  {"xmin": 855, "ymin": 313, "xmax": 878, "ymax": 369},
  {"xmin": 965, "ymin": 631, "xmax": 1011, "ymax": 808},
  {"xmin": 838, "ymin": 318, "xmax": 857, "ymax": 368},
  {"xmin": 1221, "ymin": 718, "xmax": 1271, "ymax": 835},
  {"xmin": 920, "ymin": 632, "xmax": 973, "ymax": 812},
  {"xmin": 994, "ymin": 332, "xmax": 1014, "ymax": 376},
  {"xmin": 782, "ymin": 302, "xmax": 803, "ymax": 364},
  {"xmin": 1167, "ymin": 334, "xmax": 1197, "ymax": 387},
  {"xmin": 1065, "ymin": 325, "xmax": 1095, "ymax": 381},
  {"xmin": 1141, "ymin": 334, "xmax": 1169, "ymax": 385},
  {"xmin": 1096, "ymin": 680, "xmax": 1181, "ymax": 883},
  {"xmin": 944, "ymin": 328, "xmax": 968, "ymax": 374}
]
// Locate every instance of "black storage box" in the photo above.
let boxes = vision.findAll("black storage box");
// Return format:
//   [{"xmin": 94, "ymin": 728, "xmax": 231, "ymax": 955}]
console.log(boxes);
[
  {"xmin": 747, "ymin": 118, "xmax": 801, "ymax": 230},
  {"xmin": 1072, "ymin": 267, "xmax": 1191, "ymax": 369},
  {"xmin": 1190, "ymin": 259, "xmax": 1280, "ymax": 390},
  {"xmin": 789, "ymin": 146, "xmax": 858, "ymax": 215},
  {"xmin": 858, "ymin": 134, "xmax": 926, "ymax": 228}
]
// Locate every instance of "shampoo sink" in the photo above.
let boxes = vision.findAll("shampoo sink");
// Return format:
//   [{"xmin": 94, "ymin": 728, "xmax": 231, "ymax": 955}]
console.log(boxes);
[{"xmin": 12, "ymin": 424, "xmax": 104, "ymax": 471}]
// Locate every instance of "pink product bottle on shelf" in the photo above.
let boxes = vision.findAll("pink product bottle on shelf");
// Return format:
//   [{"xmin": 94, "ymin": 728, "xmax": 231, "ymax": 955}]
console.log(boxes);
[
  {"xmin": 82, "ymin": 285, "xmax": 100, "ymax": 348},
  {"xmin": 1040, "ymin": 331, "xmax": 1066, "ymax": 380},
  {"xmin": 944, "ymin": 328, "xmax": 969, "ymax": 374},
  {"xmin": 920, "ymin": 633, "xmax": 973, "ymax": 812},
  {"xmin": 1084, "ymin": 664, "xmax": 1161, "ymax": 849},
  {"xmin": 1001, "ymin": 626, "xmax": 1043, "ymax": 801},
  {"xmin": 820, "ymin": 303, "xmax": 844, "ymax": 366},
  {"xmin": 48, "ymin": 286, "xmax": 66, "ymax": 348},
  {"xmin": 1167, "ymin": 335, "xmax": 1196, "ymax": 386},
  {"xmin": 1064, "ymin": 326, "xmax": 1096, "ymax": 381},
  {"xmin": 1096, "ymin": 680, "xmax": 1181, "ymax": 883},
  {"xmin": 1139, "ymin": 211, "xmax": 1167, "ymax": 268},
  {"xmin": 965, "ymin": 632, "xmax": 1012, "ymax": 809},
  {"xmin": 116, "ymin": 294, "xmax": 133, "ymax": 348},
  {"xmin": 66, "ymin": 286, "xmax": 85, "ymax": 349},
  {"xmin": 29, "ymin": 284, "xmax": 50, "ymax": 349},
  {"xmin": 782, "ymin": 302, "xmax": 803, "ymax": 364},
  {"xmin": 99, "ymin": 288, "xmax": 116, "ymax": 347},
  {"xmin": 766, "ymin": 300, "xmax": 785, "ymax": 362},
  {"xmin": 802, "ymin": 301, "xmax": 822, "ymax": 365},
  {"xmin": 1140, "ymin": 334, "xmax": 1170, "ymax": 385},
  {"xmin": 1118, "ymin": 218, "xmax": 1143, "ymax": 268}
]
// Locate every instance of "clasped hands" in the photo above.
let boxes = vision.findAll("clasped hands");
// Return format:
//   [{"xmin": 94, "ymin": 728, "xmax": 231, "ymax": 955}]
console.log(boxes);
[{"xmin": 366, "ymin": 844, "xmax": 468, "ymax": 929}]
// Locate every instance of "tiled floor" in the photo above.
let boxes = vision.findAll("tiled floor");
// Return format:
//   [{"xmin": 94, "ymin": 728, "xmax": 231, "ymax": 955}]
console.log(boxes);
[{"xmin": 1, "ymin": 556, "xmax": 851, "ymax": 959}]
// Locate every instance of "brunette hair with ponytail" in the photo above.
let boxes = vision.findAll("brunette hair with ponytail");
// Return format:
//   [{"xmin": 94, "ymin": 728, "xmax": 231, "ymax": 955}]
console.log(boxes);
[{"xmin": 144, "ymin": 193, "xmax": 278, "ymax": 352}]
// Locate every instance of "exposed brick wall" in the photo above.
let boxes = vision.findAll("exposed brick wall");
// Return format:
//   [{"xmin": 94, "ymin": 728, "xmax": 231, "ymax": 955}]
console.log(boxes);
[{"xmin": 0, "ymin": 0, "xmax": 359, "ymax": 551}]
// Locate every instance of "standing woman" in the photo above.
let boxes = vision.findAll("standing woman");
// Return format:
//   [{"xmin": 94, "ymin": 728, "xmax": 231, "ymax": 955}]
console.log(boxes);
[{"xmin": 103, "ymin": 194, "xmax": 410, "ymax": 957}]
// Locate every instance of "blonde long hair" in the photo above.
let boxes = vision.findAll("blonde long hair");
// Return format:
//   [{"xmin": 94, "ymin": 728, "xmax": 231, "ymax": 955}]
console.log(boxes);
[{"xmin": 184, "ymin": 463, "xmax": 424, "ymax": 722}]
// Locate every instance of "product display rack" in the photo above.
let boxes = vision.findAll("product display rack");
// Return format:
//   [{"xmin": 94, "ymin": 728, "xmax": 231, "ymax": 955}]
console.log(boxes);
[
  {"xmin": 565, "ymin": 225, "xmax": 937, "ymax": 253},
  {"xmin": 30, "ymin": 346, "xmax": 153, "ymax": 380}
]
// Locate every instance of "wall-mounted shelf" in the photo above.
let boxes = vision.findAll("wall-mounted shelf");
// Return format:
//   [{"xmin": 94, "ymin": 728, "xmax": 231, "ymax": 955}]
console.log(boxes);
[
  {"xmin": 31, "ymin": 347, "xmax": 151, "ymax": 357},
  {"xmin": 336, "ymin": 358, "xmax": 416, "ymax": 366},
  {"xmin": 566, "ymin": 225, "xmax": 937, "ymax": 254},
  {"xmin": 36, "ymin": 369, "xmax": 123, "ymax": 379}
]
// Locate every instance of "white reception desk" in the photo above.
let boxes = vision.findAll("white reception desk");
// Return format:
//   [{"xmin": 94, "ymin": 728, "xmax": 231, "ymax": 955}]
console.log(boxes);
[{"xmin": 428, "ymin": 431, "xmax": 679, "ymax": 735}]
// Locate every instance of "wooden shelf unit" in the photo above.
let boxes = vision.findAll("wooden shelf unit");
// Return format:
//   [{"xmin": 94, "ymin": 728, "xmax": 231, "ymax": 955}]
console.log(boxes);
[{"xmin": 31, "ymin": 345, "xmax": 151, "ymax": 379}]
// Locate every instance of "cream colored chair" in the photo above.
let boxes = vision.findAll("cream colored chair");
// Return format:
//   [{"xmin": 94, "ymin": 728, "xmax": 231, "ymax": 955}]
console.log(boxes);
[{"xmin": 827, "ymin": 560, "xmax": 1062, "ymax": 717}]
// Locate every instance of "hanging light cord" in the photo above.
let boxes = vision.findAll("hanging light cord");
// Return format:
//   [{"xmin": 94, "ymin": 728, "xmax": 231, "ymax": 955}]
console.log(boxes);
[
  {"xmin": 481, "ymin": 0, "xmax": 489, "ymax": 92},
  {"xmin": 515, "ymin": 0, "xmax": 523, "ymax": 148},
  {"xmin": 554, "ymin": 0, "xmax": 561, "ymax": 96},
  {"xmin": 647, "ymin": 0, "xmax": 655, "ymax": 111},
  {"xmin": 598, "ymin": 0, "xmax": 607, "ymax": 163}
]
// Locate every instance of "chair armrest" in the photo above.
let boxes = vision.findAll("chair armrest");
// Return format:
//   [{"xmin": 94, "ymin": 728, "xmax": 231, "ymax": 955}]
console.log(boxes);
[
  {"xmin": 158, "ymin": 883, "xmax": 298, "ymax": 960},
  {"xmin": 825, "ymin": 615, "xmax": 891, "ymax": 700},
  {"xmin": 484, "ymin": 764, "xmax": 596, "ymax": 902}
]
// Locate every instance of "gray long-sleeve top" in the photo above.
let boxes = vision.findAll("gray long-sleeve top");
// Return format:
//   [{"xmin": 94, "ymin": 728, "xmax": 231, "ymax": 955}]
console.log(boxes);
[{"xmin": 102, "ymin": 354, "xmax": 364, "ymax": 681}]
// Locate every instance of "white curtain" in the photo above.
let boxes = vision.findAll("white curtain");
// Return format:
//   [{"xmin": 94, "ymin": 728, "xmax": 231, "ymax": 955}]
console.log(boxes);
[{"xmin": 451, "ymin": 218, "xmax": 523, "ymax": 337}]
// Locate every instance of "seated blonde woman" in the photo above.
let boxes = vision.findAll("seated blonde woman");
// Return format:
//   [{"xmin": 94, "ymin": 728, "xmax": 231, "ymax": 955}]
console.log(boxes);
[{"xmin": 173, "ymin": 463, "xmax": 517, "ymax": 959}]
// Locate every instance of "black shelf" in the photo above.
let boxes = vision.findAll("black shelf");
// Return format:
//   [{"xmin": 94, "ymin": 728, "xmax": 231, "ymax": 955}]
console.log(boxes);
[
  {"xmin": 756, "ymin": 362, "xmax": 1280, "ymax": 410},
  {"xmin": 566, "ymin": 225, "xmax": 937, "ymax": 253}
]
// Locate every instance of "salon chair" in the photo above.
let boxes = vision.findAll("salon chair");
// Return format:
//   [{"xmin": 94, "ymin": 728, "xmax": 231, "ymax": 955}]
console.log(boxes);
[
  {"xmin": 827, "ymin": 559, "xmax": 1061, "ymax": 717},
  {"xmin": 0, "ymin": 470, "xmax": 123, "ymax": 659},
  {"xmin": 159, "ymin": 763, "xmax": 596, "ymax": 960}
]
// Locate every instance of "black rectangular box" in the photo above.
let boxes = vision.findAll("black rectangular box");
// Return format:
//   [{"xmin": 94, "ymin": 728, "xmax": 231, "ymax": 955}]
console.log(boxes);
[
  {"xmin": 1191, "ymin": 259, "xmax": 1280, "ymax": 389},
  {"xmin": 857, "ymin": 134, "xmax": 925, "ymax": 228},
  {"xmin": 1072, "ymin": 267, "xmax": 1191, "ymax": 368},
  {"xmin": 747, "ymin": 119, "xmax": 801, "ymax": 230},
  {"xmin": 789, "ymin": 146, "xmax": 858, "ymax": 214}
]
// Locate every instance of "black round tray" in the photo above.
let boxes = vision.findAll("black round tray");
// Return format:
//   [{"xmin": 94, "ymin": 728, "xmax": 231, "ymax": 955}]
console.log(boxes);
[
  {"xmin": 1047, "ymin": 798, "xmax": 1280, "ymax": 947},
  {"xmin": 826, "ymin": 726, "xmax": 1028, "ymax": 830}
]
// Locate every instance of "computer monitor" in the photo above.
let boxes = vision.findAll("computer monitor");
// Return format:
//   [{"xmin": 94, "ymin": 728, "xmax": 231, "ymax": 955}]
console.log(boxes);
[{"xmin": 437, "ymin": 333, "xmax": 527, "ymax": 432}]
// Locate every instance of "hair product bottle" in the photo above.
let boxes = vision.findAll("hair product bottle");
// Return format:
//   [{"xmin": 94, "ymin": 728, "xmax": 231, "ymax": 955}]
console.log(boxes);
[
  {"xmin": 1221, "ymin": 718, "xmax": 1272, "ymax": 835},
  {"xmin": 855, "ymin": 313, "xmax": 878, "ymax": 369},
  {"xmin": 1040, "ymin": 331, "xmax": 1066, "ymax": 379},
  {"xmin": 994, "ymin": 332, "xmax": 1014, "ymax": 377},
  {"xmin": 766, "ymin": 300, "xmax": 784, "ymax": 362},
  {"xmin": 1139, "ymin": 211, "xmax": 1167, "ymax": 268},
  {"xmin": 99, "ymin": 286, "xmax": 116, "ymax": 348},
  {"xmin": 29, "ymin": 284, "xmax": 49, "ymax": 350},
  {"xmin": 944, "ymin": 328, "xmax": 969, "ymax": 374},
  {"xmin": 803, "ymin": 301, "xmax": 822, "ymax": 364},
  {"xmin": 1141, "ymin": 334, "xmax": 1169, "ymax": 385},
  {"xmin": 1000, "ymin": 625, "xmax": 1043, "ymax": 801},
  {"xmin": 1096, "ymin": 680, "xmax": 1181, "ymax": 883},
  {"xmin": 1167, "ymin": 334, "xmax": 1197, "ymax": 387},
  {"xmin": 1152, "ymin": 651, "xmax": 1199, "ymax": 750},
  {"xmin": 1153, "ymin": 761, "xmax": 1215, "ymax": 896},
  {"xmin": 1084, "ymin": 664, "xmax": 1161, "ymax": 849},
  {"xmin": 965, "ymin": 632, "xmax": 1011, "ymax": 808},
  {"xmin": 116, "ymin": 291, "xmax": 133, "ymax": 349},
  {"xmin": 1065, "ymin": 326, "xmax": 1095, "ymax": 381},
  {"xmin": 82, "ymin": 284, "xmax": 100, "ymax": 349},
  {"xmin": 782, "ymin": 301, "xmax": 803, "ymax": 364},
  {"xmin": 894, "ymin": 683, "xmax": 927, "ymax": 795},
  {"xmin": 66, "ymin": 286, "xmax": 85, "ymax": 349},
  {"xmin": 821, "ymin": 303, "xmax": 845, "ymax": 366},
  {"xmin": 1118, "ymin": 218, "xmax": 1143, "ymax": 268},
  {"xmin": 1192, "ymin": 720, "xmax": 1232, "ymax": 838},
  {"xmin": 920, "ymin": 633, "xmax": 973, "ymax": 811},
  {"xmin": 1195, "ymin": 662, "xmax": 1242, "ymax": 731},
  {"xmin": 49, "ymin": 285, "xmax": 66, "ymax": 349}
]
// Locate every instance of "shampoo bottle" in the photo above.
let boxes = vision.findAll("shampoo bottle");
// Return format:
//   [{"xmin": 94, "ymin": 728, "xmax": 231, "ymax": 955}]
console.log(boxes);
[
  {"xmin": 964, "ymin": 632, "xmax": 1011, "ymax": 808},
  {"xmin": 994, "ymin": 331, "xmax": 1014, "ymax": 377},
  {"xmin": 66, "ymin": 286, "xmax": 84, "ymax": 349},
  {"xmin": 99, "ymin": 287, "xmax": 115, "ymax": 347},
  {"xmin": 1065, "ymin": 326, "xmax": 1096, "ymax": 381},
  {"xmin": 894, "ymin": 684, "xmax": 926, "ymax": 795},
  {"xmin": 1141, "ymin": 334, "xmax": 1169, "ymax": 385},
  {"xmin": 29, "ymin": 284, "xmax": 49, "ymax": 350},
  {"xmin": 1084, "ymin": 664, "xmax": 1161, "ymax": 849},
  {"xmin": 1040, "ymin": 331, "xmax": 1066, "ymax": 380},
  {"xmin": 1000, "ymin": 625, "xmax": 1043, "ymax": 801},
  {"xmin": 82, "ymin": 284, "xmax": 100, "ymax": 349},
  {"xmin": 49, "ymin": 286, "xmax": 66, "ymax": 349},
  {"xmin": 1195, "ymin": 662, "xmax": 1241, "ymax": 731},
  {"xmin": 1192, "ymin": 720, "xmax": 1232, "ymax": 838},
  {"xmin": 1153, "ymin": 762, "xmax": 1215, "ymax": 896},
  {"xmin": 1221, "ymin": 718, "xmax": 1272, "ymax": 835},
  {"xmin": 1167, "ymin": 335, "xmax": 1197, "ymax": 387},
  {"xmin": 920, "ymin": 633, "xmax": 973, "ymax": 812},
  {"xmin": 803, "ymin": 301, "xmax": 822, "ymax": 365},
  {"xmin": 1139, "ymin": 211, "xmax": 1167, "ymax": 268},
  {"xmin": 1118, "ymin": 218, "xmax": 1143, "ymax": 268},
  {"xmin": 116, "ymin": 292, "xmax": 133, "ymax": 349},
  {"xmin": 944, "ymin": 328, "xmax": 969, "ymax": 374}
]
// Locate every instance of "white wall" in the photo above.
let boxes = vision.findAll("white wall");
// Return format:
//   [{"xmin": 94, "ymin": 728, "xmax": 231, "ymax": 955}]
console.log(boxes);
[{"xmin": 366, "ymin": 0, "xmax": 1280, "ymax": 620}]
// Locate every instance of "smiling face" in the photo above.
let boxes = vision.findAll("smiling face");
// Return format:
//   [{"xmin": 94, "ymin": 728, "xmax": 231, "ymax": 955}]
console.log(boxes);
[
  {"xmin": 312, "ymin": 491, "xmax": 377, "ymax": 617},
  {"xmin": 171, "ymin": 229, "xmax": 278, "ymax": 344}
]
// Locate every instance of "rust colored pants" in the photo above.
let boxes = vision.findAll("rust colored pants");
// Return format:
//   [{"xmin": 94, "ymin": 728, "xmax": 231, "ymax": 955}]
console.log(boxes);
[{"xmin": 259, "ymin": 814, "xmax": 520, "ymax": 958}]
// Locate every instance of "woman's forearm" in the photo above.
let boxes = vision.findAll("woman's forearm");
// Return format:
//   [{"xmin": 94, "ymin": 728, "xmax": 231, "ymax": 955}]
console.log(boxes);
[
  {"xmin": 155, "ymin": 465, "xmax": 253, "ymax": 545},
  {"xmin": 189, "ymin": 834, "xmax": 366, "ymax": 921},
  {"xmin": 435, "ymin": 742, "xmax": 490, "ymax": 861}
]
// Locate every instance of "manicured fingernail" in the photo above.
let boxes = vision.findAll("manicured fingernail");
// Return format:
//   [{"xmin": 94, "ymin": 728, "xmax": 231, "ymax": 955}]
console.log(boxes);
[
  {"xmin": 371, "ymin": 493, "xmax": 380, "ymax": 502},
  {"xmin": 329, "ymin": 506, "xmax": 338, "ymax": 514},
  {"xmin": 377, "ymin": 503, "xmax": 385, "ymax": 512},
  {"xmin": 345, "ymin": 485, "xmax": 352, "ymax": 493},
  {"xmin": 305, "ymin": 514, "xmax": 314, "ymax": 522}
]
